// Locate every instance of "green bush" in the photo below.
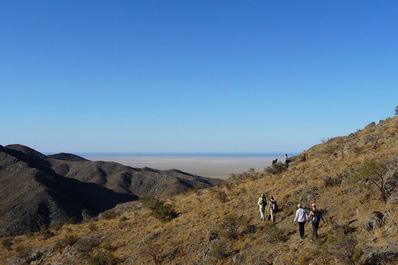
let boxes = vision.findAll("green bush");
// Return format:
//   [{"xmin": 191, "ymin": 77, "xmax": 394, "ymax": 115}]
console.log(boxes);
[
  {"xmin": 153, "ymin": 203, "xmax": 177, "ymax": 223},
  {"xmin": 352, "ymin": 160, "xmax": 388, "ymax": 202},
  {"xmin": 265, "ymin": 162, "xmax": 287, "ymax": 175}
]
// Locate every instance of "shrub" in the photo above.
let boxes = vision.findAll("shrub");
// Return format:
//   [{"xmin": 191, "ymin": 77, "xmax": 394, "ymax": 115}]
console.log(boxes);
[
  {"xmin": 208, "ymin": 241, "xmax": 225, "ymax": 260},
  {"xmin": 101, "ymin": 210, "xmax": 120, "ymax": 220},
  {"xmin": 76, "ymin": 237, "xmax": 101, "ymax": 257},
  {"xmin": 262, "ymin": 222, "xmax": 288, "ymax": 243},
  {"xmin": 142, "ymin": 197, "xmax": 162, "ymax": 210},
  {"xmin": 87, "ymin": 251, "xmax": 118, "ymax": 265},
  {"xmin": 323, "ymin": 175, "xmax": 342, "ymax": 187},
  {"xmin": 312, "ymin": 223, "xmax": 358, "ymax": 265},
  {"xmin": 89, "ymin": 223, "xmax": 98, "ymax": 232},
  {"xmin": 352, "ymin": 160, "xmax": 388, "ymax": 202},
  {"xmin": 68, "ymin": 217, "xmax": 77, "ymax": 224},
  {"xmin": 395, "ymin": 106, "xmax": 398, "ymax": 116},
  {"xmin": 265, "ymin": 162, "xmax": 287, "ymax": 175},
  {"xmin": 40, "ymin": 229, "xmax": 55, "ymax": 240},
  {"xmin": 119, "ymin": 216, "xmax": 128, "ymax": 222},
  {"xmin": 49, "ymin": 222, "xmax": 64, "ymax": 231},
  {"xmin": 219, "ymin": 215, "xmax": 242, "ymax": 240},
  {"xmin": 153, "ymin": 203, "xmax": 177, "ymax": 223},
  {"xmin": 214, "ymin": 190, "xmax": 228, "ymax": 203},
  {"xmin": 1, "ymin": 238, "xmax": 13, "ymax": 250},
  {"xmin": 54, "ymin": 235, "xmax": 80, "ymax": 251}
]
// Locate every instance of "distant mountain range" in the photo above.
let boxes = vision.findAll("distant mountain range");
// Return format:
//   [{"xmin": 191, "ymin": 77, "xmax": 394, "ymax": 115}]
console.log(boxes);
[{"xmin": 0, "ymin": 144, "xmax": 222, "ymax": 236}]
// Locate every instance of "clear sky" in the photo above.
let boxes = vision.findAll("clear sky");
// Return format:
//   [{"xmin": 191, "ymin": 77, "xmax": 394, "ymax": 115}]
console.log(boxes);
[{"xmin": 1, "ymin": 1, "xmax": 398, "ymax": 154}]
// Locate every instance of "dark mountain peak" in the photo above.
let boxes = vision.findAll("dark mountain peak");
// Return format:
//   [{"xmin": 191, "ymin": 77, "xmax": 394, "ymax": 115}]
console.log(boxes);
[
  {"xmin": 1, "ymin": 145, "xmax": 51, "ymax": 171},
  {"xmin": 5, "ymin": 144, "xmax": 46, "ymax": 159},
  {"xmin": 48, "ymin": 153, "xmax": 90, "ymax": 162}
]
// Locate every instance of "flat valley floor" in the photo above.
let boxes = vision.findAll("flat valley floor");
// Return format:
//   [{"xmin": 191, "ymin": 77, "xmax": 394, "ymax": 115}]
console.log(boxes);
[{"xmin": 84, "ymin": 155, "xmax": 283, "ymax": 179}]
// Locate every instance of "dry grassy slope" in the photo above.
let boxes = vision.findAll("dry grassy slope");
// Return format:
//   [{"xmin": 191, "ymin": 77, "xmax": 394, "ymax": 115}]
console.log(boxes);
[{"xmin": 2, "ymin": 117, "xmax": 398, "ymax": 265}]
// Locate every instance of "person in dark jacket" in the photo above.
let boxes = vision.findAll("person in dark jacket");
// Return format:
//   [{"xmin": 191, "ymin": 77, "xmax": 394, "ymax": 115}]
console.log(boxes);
[{"xmin": 308, "ymin": 203, "xmax": 326, "ymax": 238}]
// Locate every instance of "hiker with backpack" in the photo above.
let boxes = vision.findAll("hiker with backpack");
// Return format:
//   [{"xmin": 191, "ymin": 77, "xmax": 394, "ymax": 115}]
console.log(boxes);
[
  {"xmin": 308, "ymin": 203, "xmax": 326, "ymax": 238},
  {"xmin": 267, "ymin": 196, "xmax": 277, "ymax": 222},
  {"xmin": 293, "ymin": 204, "xmax": 308, "ymax": 239},
  {"xmin": 257, "ymin": 194, "xmax": 267, "ymax": 221}
]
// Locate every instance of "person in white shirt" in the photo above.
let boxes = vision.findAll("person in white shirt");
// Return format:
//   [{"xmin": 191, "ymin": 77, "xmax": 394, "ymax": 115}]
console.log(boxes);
[
  {"xmin": 257, "ymin": 194, "xmax": 267, "ymax": 221},
  {"xmin": 293, "ymin": 204, "xmax": 308, "ymax": 239}
]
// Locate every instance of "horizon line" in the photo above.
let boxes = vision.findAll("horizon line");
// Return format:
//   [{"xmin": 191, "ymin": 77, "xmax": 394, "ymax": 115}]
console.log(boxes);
[{"xmin": 70, "ymin": 152, "xmax": 299, "ymax": 157}]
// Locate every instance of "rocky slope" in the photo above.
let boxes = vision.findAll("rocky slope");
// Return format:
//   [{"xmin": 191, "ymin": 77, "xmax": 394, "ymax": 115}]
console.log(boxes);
[{"xmin": 1, "ymin": 117, "xmax": 398, "ymax": 265}]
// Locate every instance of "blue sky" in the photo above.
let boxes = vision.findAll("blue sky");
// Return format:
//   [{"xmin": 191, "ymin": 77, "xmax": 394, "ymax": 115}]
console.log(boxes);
[{"xmin": 1, "ymin": 1, "xmax": 398, "ymax": 154}]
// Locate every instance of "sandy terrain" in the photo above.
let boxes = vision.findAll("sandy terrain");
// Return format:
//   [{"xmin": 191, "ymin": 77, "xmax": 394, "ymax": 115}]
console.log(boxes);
[{"xmin": 84, "ymin": 155, "xmax": 284, "ymax": 179}]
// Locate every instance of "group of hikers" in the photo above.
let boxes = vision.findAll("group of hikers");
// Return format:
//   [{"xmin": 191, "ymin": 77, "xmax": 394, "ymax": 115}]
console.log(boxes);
[{"xmin": 257, "ymin": 194, "xmax": 326, "ymax": 240}]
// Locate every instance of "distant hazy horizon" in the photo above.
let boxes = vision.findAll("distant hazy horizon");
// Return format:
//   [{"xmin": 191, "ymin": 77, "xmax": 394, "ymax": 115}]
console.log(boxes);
[{"xmin": 83, "ymin": 154, "xmax": 287, "ymax": 180}]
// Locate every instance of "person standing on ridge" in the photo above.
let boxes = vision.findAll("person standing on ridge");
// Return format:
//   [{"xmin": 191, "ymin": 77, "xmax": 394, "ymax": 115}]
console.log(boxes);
[
  {"xmin": 285, "ymin": 154, "xmax": 291, "ymax": 168},
  {"xmin": 267, "ymin": 196, "xmax": 277, "ymax": 222},
  {"xmin": 293, "ymin": 204, "xmax": 308, "ymax": 239},
  {"xmin": 308, "ymin": 203, "xmax": 326, "ymax": 238},
  {"xmin": 257, "ymin": 194, "xmax": 267, "ymax": 221}
]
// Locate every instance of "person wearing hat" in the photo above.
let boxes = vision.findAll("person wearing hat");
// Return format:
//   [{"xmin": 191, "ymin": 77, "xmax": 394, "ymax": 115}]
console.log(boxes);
[
  {"xmin": 308, "ymin": 203, "xmax": 326, "ymax": 238},
  {"xmin": 257, "ymin": 194, "xmax": 267, "ymax": 221},
  {"xmin": 293, "ymin": 203, "xmax": 308, "ymax": 239}
]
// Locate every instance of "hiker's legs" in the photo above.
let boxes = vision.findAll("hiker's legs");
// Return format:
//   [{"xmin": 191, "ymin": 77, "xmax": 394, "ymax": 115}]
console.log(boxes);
[
  {"xmin": 259, "ymin": 206, "xmax": 264, "ymax": 220},
  {"xmin": 298, "ymin": 222, "xmax": 305, "ymax": 238},
  {"xmin": 312, "ymin": 221, "xmax": 319, "ymax": 237},
  {"xmin": 270, "ymin": 209, "xmax": 275, "ymax": 222}
]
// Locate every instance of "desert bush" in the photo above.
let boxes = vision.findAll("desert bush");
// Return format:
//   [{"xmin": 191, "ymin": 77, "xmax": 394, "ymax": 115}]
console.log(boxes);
[
  {"xmin": 142, "ymin": 197, "xmax": 177, "ymax": 223},
  {"xmin": 89, "ymin": 223, "xmax": 98, "ymax": 232},
  {"xmin": 40, "ymin": 229, "xmax": 55, "ymax": 240},
  {"xmin": 261, "ymin": 222, "xmax": 288, "ymax": 243},
  {"xmin": 142, "ymin": 197, "xmax": 162, "ymax": 210},
  {"xmin": 49, "ymin": 222, "xmax": 64, "ymax": 231},
  {"xmin": 219, "ymin": 215, "xmax": 243, "ymax": 240},
  {"xmin": 101, "ymin": 210, "xmax": 120, "ymax": 220},
  {"xmin": 119, "ymin": 216, "xmax": 128, "ymax": 222},
  {"xmin": 312, "ymin": 223, "xmax": 358, "ymax": 264},
  {"xmin": 68, "ymin": 217, "xmax": 77, "ymax": 224},
  {"xmin": 322, "ymin": 144, "xmax": 336, "ymax": 155},
  {"xmin": 76, "ymin": 237, "xmax": 101, "ymax": 257},
  {"xmin": 222, "ymin": 181, "xmax": 233, "ymax": 191},
  {"xmin": 323, "ymin": 175, "xmax": 342, "ymax": 187},
  {"xmin": 54, "ymin": 235, "xmax": 80, "ymax": 251},
  {"xmin": 214, "ymin": 190, "xmax": 228, "ymax": 203},
  {"xmin": 266, "ymin": 162, "xmax": 287, "ymax": 175},
  {"xmin": 153, "ymin": 203, "xmax": 177, "ymax": 223},
  {"xmin": 102, "ymin": 241, "xmax": 117, "ymax": 251},
  {"xmin": 352, "ymin": 160, "xmax": 389, "ymax": 202},
  {"xmin": 208, "ymin": 241, "xmax": 226, "ymax": 260},
  {"xmin": 140, "ymin": 242, "xmax": 162, "ymax": 264},
  {"xmin": 1, "ymin": 238, "xmax": 13, "ymax": 250},
  {"xmin": 87, "ymin": 251, "xmax": 118, "ymax": 265}
]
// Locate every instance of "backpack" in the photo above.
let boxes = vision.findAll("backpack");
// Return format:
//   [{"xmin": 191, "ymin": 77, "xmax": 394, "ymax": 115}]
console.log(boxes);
[
  {"xmin": 312, "ymin": 211, "xmax": 320, "ymax": 223},
  {"xmin": 261, "ymin": 197, "xmax": 267, "ymax": 206},
  {"xmin": 271, "ymin": 201, "xmax": 278, "ymax": 211}
]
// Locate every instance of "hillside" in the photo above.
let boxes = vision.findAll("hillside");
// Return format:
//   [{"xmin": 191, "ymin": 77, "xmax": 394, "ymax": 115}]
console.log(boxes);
[
  {"xmin": 1, "ymin": 117, "xmax": 398, "ymax": 264},
  {"xmin": 0, "ymin": 145, "xmax": 221, "ymax": 238}
]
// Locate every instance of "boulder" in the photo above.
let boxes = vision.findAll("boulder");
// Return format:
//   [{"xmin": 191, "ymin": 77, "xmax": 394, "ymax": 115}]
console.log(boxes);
[{"xmin": 365, "ymin": 211, "xmax": 384, "ymax": 232}]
